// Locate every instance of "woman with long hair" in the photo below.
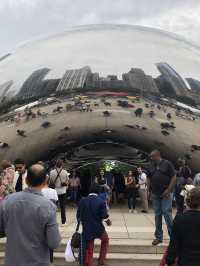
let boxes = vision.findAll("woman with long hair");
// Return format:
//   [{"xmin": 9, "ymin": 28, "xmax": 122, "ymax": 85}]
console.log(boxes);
[{"xmin": 124, "ymin": 170, "xmax": 137, "ymax": 213}]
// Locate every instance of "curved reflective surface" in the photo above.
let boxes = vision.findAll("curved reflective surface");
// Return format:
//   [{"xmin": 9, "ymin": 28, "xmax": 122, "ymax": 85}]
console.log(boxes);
[
  {"xmin": 1, "ymin": 24, "xmax": 200, "ymax": 98},
  {"xmin": 0, "ymin": 24, "xmax": 200, "ymax": 171}
]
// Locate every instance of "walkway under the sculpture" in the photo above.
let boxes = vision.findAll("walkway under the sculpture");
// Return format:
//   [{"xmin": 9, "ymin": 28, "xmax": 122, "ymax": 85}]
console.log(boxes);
[{"xmin": 59, "ymin": 205, "xmax": 170, "ymax": 243}]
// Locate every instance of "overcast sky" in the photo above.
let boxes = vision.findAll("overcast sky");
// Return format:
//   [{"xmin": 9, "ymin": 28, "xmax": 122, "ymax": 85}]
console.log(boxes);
[{"xmin": 0, "ymin": 0, "xmax": 200, "ymax": 56}]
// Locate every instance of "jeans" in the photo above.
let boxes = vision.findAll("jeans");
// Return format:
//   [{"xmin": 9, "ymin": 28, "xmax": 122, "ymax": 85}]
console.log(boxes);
[
  {"xmin": 127, "ymin": 187, "xmax": 137, "ymax": 210},
  {"xmin": 84, "ymin": 231, "xmax": 109, "ymax": 266},
  {"xmin": 152, "ymin": 194, "xmax": 173, "ymax": 242},
  {"xmin": 58, "ymin": 193, "xmax": 66, "ymax": 224},
  {"xmin": 70, "ymin": 187, "xmax": 79, "ymax": 203}
]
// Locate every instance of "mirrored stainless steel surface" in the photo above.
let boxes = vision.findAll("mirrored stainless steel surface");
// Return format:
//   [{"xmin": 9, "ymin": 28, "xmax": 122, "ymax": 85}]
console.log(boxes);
[{"xmin": 0, "ymin": 24, "xmax": 200, "ymax": 171}]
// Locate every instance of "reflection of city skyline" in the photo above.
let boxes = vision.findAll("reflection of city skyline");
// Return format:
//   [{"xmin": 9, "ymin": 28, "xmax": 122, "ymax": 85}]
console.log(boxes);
[{"xmin": 1, "ymin": 62, "xmax": 200, "ymax": 105}]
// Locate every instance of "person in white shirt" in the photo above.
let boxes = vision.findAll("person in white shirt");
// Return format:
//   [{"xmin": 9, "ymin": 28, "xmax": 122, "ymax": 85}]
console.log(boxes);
[
  {"xmin": 49, "ymin": 159, "xmax": 69, "ymax": 224},
  {"xmin": 138, "ymin": 167, "xmax": 148, "ymax": 213},
  {"xmin": 42, "ymin": 180, "xmax": 58, "ymax": 204},
  {"xmin": 42, "ymin": 178, "xmax": 59, "ymax": 265}
]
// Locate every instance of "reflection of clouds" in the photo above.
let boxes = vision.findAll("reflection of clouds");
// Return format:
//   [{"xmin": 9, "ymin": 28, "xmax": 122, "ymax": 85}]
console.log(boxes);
[
  {"xmin": 139, "ymin": 2, "xmax": 200, "ymax": 46},
  {"xmin": 1, "ymin": 25, "xmax": 200, "ymax": 96},
  {"xmin": 0, "ymin": 0, "xmax": 199, "ymax": 56}
]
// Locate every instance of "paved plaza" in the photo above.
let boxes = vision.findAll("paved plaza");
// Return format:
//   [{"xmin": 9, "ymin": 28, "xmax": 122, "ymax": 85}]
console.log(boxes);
[{"xmin": 58, "ymin": 206, "xmax": 170, "ymax": 243}]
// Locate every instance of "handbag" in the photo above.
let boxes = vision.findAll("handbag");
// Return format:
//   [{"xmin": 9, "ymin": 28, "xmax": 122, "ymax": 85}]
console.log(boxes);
[
  {"xmin": 65, "ymin": 221, "xmax": 80, "ymax": 262},
  {"xmin": 71, "ymin": 221, "xmax": 81, "ymax": 249}
]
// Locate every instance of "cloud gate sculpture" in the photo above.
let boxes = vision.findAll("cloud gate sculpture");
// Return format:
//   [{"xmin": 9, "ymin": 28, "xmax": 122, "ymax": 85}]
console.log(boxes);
[{"xmin": 0, "ymin": 24, "xmax": 200, "ymax": 172}]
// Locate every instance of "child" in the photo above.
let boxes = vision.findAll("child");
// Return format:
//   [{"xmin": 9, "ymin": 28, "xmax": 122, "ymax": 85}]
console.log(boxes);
[{"xmin": 42, "ymin": 178, "xmax": 58, "ymax": 265}]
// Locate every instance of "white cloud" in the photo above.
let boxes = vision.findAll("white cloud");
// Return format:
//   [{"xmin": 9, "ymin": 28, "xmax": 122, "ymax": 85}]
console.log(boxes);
[
  {"xmin": 0, "ymin": 0, "xmax": 199, "ymax": 55},
  {"xmin": 138, "ymin": 2, "xmax": 200, "ymax": 45}
]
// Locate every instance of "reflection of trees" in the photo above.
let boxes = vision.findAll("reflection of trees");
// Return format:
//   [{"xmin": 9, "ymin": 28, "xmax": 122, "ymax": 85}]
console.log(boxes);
[
  {"xmin": 176, "ymin": 96, "xmax": 197, "ymax": 107},
  {"xmin": 0, "ymin": 96, "xmax": 39, "ymax": 115}
]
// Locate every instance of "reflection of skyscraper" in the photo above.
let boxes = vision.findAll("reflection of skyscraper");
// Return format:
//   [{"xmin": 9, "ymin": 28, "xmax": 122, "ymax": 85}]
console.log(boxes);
[
  {"xmin": 122, "ymin": 68, "xmax": 158, "ymax": 94},
  {"xmin": 37, "ymin": 79, "xmax": 60, "ymax": 97},
  {"xmin": 186, "ymin": 78, "xmax": 200, "ymax": 93},
  {"xmin": 0, "ymin": 80, "xmax": 13, "ymax": 102},
  {"xmin": 17, "ymin": 68, "xmax": 50, "ymax": 100},
  {"xmin": 156, "ymin": 63, "xmax": 189, "ymax": 96},
  {"xmin": 56, "ymin": 66, "xmax": 91, "ymax": 91}
]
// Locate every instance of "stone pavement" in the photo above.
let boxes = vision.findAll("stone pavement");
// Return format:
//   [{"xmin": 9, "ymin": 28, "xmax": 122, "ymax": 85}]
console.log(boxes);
[{"xmin": 58, "ymin": 206, "xmax": 170, "ymax": 243}]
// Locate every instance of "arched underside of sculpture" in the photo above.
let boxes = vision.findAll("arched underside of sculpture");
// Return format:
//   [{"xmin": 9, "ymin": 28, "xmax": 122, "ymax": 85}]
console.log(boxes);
[{"xmin": 0, "ymin": 100, "xmax": 199, "ymax": 172}]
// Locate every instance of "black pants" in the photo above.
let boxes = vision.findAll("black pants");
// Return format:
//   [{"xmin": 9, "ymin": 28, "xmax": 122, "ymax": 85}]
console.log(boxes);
[
  {"xmin": 50, "ymin": 249, "xmax": 53, "ymax": 263},
  {"xmin": 58, "ymin": 194, "xmax": 66, "ymax": 224},
  {"xmin": 175, "ymin": 192, "xmax": 184, "ymax": 213},
  {"xmin": 127, "ymin": 187, "xmax": 137, "ymax": 210}
]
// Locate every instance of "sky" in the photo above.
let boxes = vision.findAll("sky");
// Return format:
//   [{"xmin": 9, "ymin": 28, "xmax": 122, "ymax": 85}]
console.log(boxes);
[{"xmin": 0, "ymin": 0, "xmax": 200, "ymax": 56}]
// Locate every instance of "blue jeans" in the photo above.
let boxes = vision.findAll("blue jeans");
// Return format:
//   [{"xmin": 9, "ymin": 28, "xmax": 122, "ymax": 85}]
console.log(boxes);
[
  {"xmin": 70, "ymin": 187, "xmax": 79, "ymax": 203},
  {"xmin": 127, "ymin": 187, "xmax": 137, "ymax": 210},
  {"xmin": 152, "ymin": 194, "xmax": 173, "ymax": 242}
]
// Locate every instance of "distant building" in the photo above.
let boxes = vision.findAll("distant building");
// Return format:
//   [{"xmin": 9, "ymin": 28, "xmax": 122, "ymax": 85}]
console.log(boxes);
[
  {"xmin": 186, "ymin": 78, "xmax": 200, "ymax": 94},
  {"xmin": 37, "ymin": 79, "xmax": 60, "ymax": 97},
  {"xmin": 87, "ymin": 74, "xmax": 128, "ymax": 90},
  {"xmin": 122, "ymin": 68, "xmax": 159, "ymax": 94},
  {"xmin": 156, "ymin": 62, "xmax": 190, "ymax": 97},
  {"xmin": 86, "ymin": 72, "xmax": 100, "ymax": 88},
  {"xmin": 56, "ymin": 66, "xmax": 91, "ymax": 91},
  {"xmin": 94, "ymin": 79, "xmax": 128, "ymax": 90},
  {"xmin": 145, "ymin": 75, "xmax": 159, "ymax": 94},
  {"xmin": 0, "ymin": 80, "xmax": 13, "ymax": 102},
  {"xmin": 17, "ymin": 68, "xmax": 50, "ymax": 100},
  {"xmin": 107, "ymin": 75, "xmax": 118, "ymax": 81}
]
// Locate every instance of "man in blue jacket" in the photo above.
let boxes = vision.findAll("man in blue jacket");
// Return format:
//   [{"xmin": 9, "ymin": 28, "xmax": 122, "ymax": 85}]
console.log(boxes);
[{"xmin": 77, "ymin": 183, "xmax": 111, "ymax": 266}]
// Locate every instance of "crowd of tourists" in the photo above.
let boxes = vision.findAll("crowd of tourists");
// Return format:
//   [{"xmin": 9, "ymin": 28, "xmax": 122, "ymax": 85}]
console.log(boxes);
[{"xmin": 0, "ymin": 150, "xmax": 200, "ymax": 265}]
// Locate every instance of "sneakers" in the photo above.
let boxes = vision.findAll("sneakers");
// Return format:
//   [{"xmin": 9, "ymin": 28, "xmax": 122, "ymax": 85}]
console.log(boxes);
[
  {"xmin": 129, "ymin": 209, "xmax": 137, "ymax": 213},
  {"xmin": 152, "ymin": 239, "xmax": 162, "ymax": 246}
]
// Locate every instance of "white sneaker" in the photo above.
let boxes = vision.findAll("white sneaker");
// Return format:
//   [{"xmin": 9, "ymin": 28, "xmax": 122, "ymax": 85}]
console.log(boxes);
[
  {"xmin": 129, "ymin": 209, "xmax": 132, "ymax": 213},
  {"xmin": 132, "ymin": 209, "xmax": 137, "ymax": 213}
]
